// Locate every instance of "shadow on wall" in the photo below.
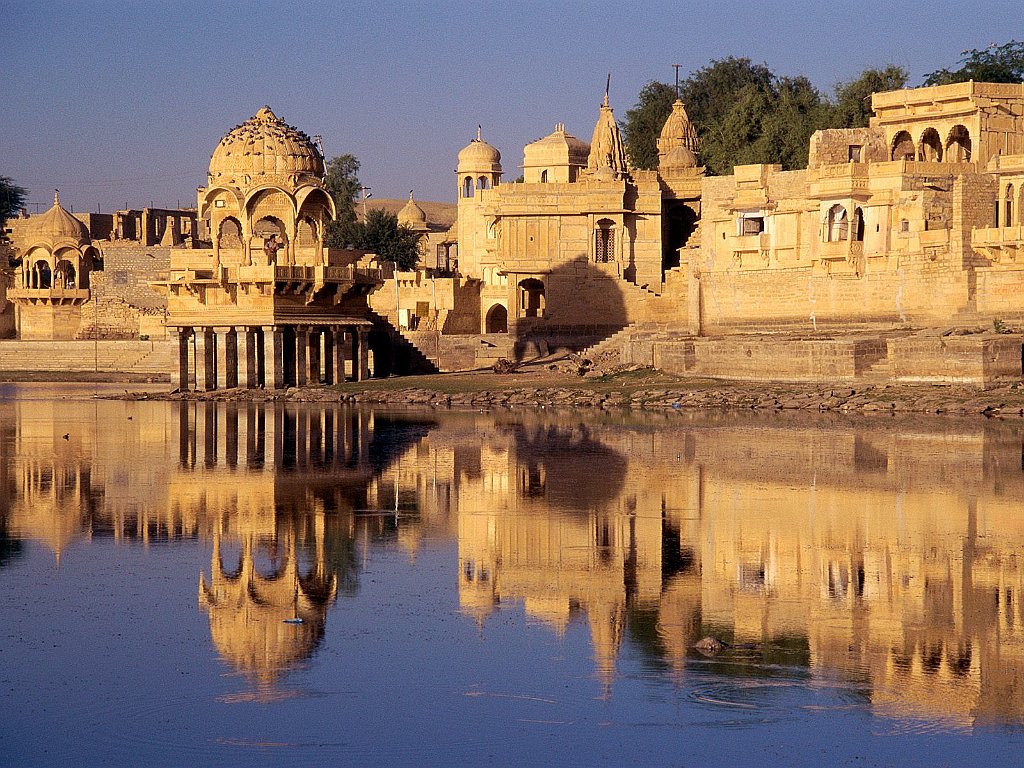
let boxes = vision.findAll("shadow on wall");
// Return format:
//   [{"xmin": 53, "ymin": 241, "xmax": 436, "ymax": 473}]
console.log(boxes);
[{"xmin": 512, "ymin": 255, "xmax": 629, "ymax": 360}]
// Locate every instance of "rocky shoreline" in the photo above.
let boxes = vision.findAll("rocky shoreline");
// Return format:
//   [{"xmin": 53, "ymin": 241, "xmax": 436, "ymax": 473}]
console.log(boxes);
[{"xmin": 122, "ymin": 370, "xmax": 1024, "ymax": 417}]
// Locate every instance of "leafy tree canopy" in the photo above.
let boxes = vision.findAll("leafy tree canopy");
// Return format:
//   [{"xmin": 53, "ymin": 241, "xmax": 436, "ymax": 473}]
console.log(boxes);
[
  {"xmin": 621, "ymin": 59, "xmax": 914, "ymax": 175},
  {"xmin": 0, "ymin": 176, "xmax": 28, "ymax": 236},
  {"xmin": 341, "ymin": 208, "xmax": 421, "ymax": 271},
  {"xmin": 923, "ymin": 40, "xmax": 1024, "ymax": 86}
]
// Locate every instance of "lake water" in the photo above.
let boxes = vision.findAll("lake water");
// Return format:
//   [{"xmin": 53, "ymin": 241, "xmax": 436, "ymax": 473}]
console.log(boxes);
[{"xmin": 2, "ymin": 385, "xmax": 1024, "ymax": 766}]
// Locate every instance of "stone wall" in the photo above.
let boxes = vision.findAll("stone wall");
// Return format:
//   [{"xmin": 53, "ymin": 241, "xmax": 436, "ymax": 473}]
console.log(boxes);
[{"xmin": 888, "ymin": 335, "xmax": 1023, "ymax": 384}]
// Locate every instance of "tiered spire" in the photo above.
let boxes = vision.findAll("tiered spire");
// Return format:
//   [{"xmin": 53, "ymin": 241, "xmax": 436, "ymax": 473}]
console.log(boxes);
[{"xmin": 587, "ymin": 75, "xmax": 628, "ymax": 177}]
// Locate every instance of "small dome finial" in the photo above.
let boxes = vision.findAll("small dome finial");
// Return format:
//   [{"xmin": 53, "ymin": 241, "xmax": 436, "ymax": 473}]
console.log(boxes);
[
  {"xmin": 477, "ymin": 124, "xmax": 482, "ymax": 142},
  {"xmin": 54, "ymin": 189, "xmax": 60, "ymax": 206},
  {"xmin": 408, "ymin": 190, "xmax": 415, "ymax": 200}
]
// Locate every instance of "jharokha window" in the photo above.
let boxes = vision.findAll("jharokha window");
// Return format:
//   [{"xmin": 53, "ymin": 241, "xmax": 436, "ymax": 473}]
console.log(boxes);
[{"xmin": 595, "ymin": 219, "xmax": 615, "ymax": 263}]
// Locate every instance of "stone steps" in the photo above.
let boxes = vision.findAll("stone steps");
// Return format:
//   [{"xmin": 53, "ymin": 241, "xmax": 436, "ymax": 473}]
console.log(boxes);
[{"xmin": 0, "ymin": 340, "xmax": 172, "ymax": 374}]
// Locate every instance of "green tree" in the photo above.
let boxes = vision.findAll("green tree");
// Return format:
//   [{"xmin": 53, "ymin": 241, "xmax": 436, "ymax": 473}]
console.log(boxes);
[
  {"xmin": 622, "ymin": 80, "xmax": 676, "ymax": 170},
  {"xmin": 323, "ymin": 154, "xmax": 361, "ymax": 247},
  {"xmin": 345, "ymin": 208, "xmax": 421, "ymax": 270},
  {"xmin": 831, "ymin": 66, "xmax": 909, "ymax": 127},
  {"xmin": 0, "ymin": 176, "xmax": 27, "ymax": 237},
  {"xmin": 923, "ymin": 40, "xmax": 1024, "ymax": 86}
]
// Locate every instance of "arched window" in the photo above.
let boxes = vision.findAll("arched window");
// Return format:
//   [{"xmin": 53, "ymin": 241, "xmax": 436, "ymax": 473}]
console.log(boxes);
[
  {"xmin": 218, "ymin": 216, "xmax": 242, "ymax": 247},
  {"xmin": 825, "ymin": 204, "xmax": 849, "ymax": 242},
  {"xmin": 1007, "ymin": 184, "xmax": 1015, "ymax": 228},
  {"xmin": 946, "ymin": 125, "xmax": 971, "ymax": 162},
  {"xmin": 462, "ymin": 176, "xmax": 474, "ymax": 198},
  {"xmin": 54, "ymin": 260, "xmax": 76, "ymax": 289},
  {"xmin": 485, "ymin": 303, "xmax": 508, "ymax": 333},
  {"xmin": 33, "ymin": 260, "xmax": 51, "ymax": 290},
  {"xmin": 595, "ymin": 218, "xmax": 615, "ymax": 263},
  {"xmin": 297, "ymin": 216, "xmax": 317, "ymax": 246},
  {"xmin": 518, "ymin": 278, "xmax": 545, "ymax": 318},
  {"xmin": 919, "ymin": 128, "xmax": 942, "ymax": 161},
  {"xmin": 478, "ymin": 176, "xmax": 489, "ymax": 191},
  {"xmin": 540, "ymin": 169, "xmax": 548, "ymax": 183},
  {"xmin": 891, "ymin": 131, "xmax": 915, "ymax": 161},
  {"xmin": 853, "ymin": 207, "xmax": 865, "ymax": 242}
]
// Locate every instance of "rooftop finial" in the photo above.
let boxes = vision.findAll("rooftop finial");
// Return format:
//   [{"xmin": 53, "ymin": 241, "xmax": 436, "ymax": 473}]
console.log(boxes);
[
  {"xmin": 673, "ymin": 64, "xmax": 682, "ymax": 99},
  {"xmin": 604, "ymin": 72, "xmax": 611, "ymax": 107},
  {"xmin": 477, "ymin": 124, "xmax": 482, "ymax": 141},
  {"xmin": 408, "ymin": 190, "xmax": 414, "ymax": 200},
  {"xmin": 54, "ymin": 189, "xmax": 60, "ymax": 206}
]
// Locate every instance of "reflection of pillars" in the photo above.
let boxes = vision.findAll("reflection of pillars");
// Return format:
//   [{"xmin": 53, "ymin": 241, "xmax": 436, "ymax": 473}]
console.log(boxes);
[
  {"xmin": 295, "ymin": 327, "xmax": 309, "ymax": 387},
  {"xmin": 171, "ymin": 328, "xmax": 189, "ymax": 391},
  {"xmin": 347, "ymin": 410, "xmax": 360, "ymax": 465},
  {"xmin": 178, "ymin": 402, "xmax": 192, "ymax": 468},
  {"xmin": 323, "ymin": 409, "xmax": 334, "ymax": 465},
  {"xmin": 237, "ymin": 328, "xmax": 257, "ymax": 389},
  {"xmin": 308, "ymin": 328, "xmax": 322, "ymax": 384},
  {"xmin": 310, "ymin": 409, "xmax": 323, "ymax": 466},
  {"xmin": 263, "ymin": 326, "xmax": 284, "ymax": 389},
  {"xmin": 244, "ymin": 404, "xmax": 256, "ymax": 468},
  {"xmin": 203, "ymin": 402, "xmax": 217, "ymax": 469},
  {"xmin": 226, "ymin": 404, "xmax": 238, "ymax": 469},
  {"xmin": 297, "ymin": 408, "xmax": 308, "ymax": 468},
  {"xmin": 273, "ymin": 406, "xmax": 285, "ymax": 470},
  {"xmin": 195, "ymin": 328, "xmax": 215, "ymax": 391}
]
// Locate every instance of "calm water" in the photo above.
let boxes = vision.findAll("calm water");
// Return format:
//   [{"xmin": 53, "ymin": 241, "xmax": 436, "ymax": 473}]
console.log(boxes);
[{"xmin": 2, "ymin": 385, "xmax": 1024, "ymax": 767}]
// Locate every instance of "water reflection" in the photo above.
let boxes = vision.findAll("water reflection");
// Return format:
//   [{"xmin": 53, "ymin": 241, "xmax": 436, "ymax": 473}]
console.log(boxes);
[{"xmin": 3, "ymin": 397, "xmax": 1024, "ymax": 729}]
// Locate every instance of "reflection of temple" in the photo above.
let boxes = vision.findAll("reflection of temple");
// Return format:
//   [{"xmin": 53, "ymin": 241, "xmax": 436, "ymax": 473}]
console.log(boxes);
[{"xmin": 199, "ymin": 521, "xmax": 337, "ymax": 697}]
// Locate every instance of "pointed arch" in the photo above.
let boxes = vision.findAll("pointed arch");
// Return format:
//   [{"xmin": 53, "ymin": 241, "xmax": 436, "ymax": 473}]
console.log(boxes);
[
  {"xmin": 918, "ymin": 128, "xmax": 942, "ymax": 162},
  {"xmin": 891, "ymin": 131, "xmax": 915, "ymax": 161},
  {"xmin": 945, "ymin": 125, "xmax": 971, "ymax": 162}
]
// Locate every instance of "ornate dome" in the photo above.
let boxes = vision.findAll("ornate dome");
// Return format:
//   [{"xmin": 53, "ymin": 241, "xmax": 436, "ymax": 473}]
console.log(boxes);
[
  {"xmin": 457, "ymin": 127, "xmax": 502, "ymax": 172},
  {"xmin": 22, "ymin": 191, "xmax": 90, "ymax": 246},
  {"xmin": 660, "ymin": 144, "xmax": 698, "ymax": 173},
  {"xmin": 658, "ymin": 99, "xmax": 699, "ymax": 163},
  {"xmin": 208, "ymin": 106, "xmax": 324, "ymax": 190},
  {"xmin": 587, "ymin": 93, "xmax": 628, "ymax": 177},
  {"xmin": 397, "ymin": 192, "xmax": 427, "ymax": 230}
]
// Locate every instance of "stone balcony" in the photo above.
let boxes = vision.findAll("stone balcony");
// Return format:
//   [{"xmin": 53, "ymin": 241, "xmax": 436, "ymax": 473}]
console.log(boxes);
[
  {"xmin": 7, "ymin": 287, "xmax": 90, "ymax": 305},
  {"xmin": 972, "ymin": 226, "xmax": 1024, "ymax": 264}
]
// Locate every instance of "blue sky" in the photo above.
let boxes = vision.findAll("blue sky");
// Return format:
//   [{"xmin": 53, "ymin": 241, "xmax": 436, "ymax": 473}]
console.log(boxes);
[{"xmin": 2, "ymin": 0, "xmax": 1020, "ymax": 213}]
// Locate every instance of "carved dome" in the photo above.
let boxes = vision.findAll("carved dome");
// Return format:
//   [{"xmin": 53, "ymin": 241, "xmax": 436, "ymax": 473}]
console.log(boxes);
[
  {"xmin": 457, "ymin": 128, "xmax": 502, "ymax": 173},
  {"xmin": 658, "ymin": 99, "xmax": 699, "ymax": 169},
  {"xmin": 397, "ymin": 192, "xmax": 427, "ymax": 230},
  {"xmin": 22, "ymin": 191, "xmax": 90, "ymax": 246},
  {"xmin": 208, "ymin": 106, "xmax": 324, "ymax": 191}
]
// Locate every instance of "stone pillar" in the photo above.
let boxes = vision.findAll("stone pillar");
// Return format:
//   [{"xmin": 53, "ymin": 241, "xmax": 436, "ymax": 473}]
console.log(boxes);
[
  {"xmin": 308, "ymin": 327, "xmax": 322, "ymax": 384},
  {"xmin": 237, "ymin": 328, "xmax": 257, "ymax": 389},
  {"xmin": 332, "ymin": 328, "xmax": 347, "ymax": 384},
  {"xmin": 349, "ymin": 327, "xmax": 360, "ymax": 382},
  {"xmin": 323, "ymin": 328, "xmax": 336, "ymax": 385},
  {"xmin": 295, "ymin": 326, "xmax": 309, "ymax": 387},
  {"xmin": 263, "ymin": 326, "xmax": 285, "ymax": 389},
  {"xmin": 195, "ymin": 327, "xmax": 215, "ymax": 391},
  {"xmin": 171, "ymin": 328, "xmax": 189, "ymax": 391},
  {"xmin": 358, "ymin": 328, "xmax": 371, "ymax": 381},
  {"xmin": 215, "ymin": 327, "xmax": 232, "ymax": 390}
]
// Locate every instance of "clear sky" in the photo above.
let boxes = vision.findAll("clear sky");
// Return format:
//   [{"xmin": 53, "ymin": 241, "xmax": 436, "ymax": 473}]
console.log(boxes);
[{"xmin": 3, "ymin": 0, "xmax": 1020, "ymax": 214}]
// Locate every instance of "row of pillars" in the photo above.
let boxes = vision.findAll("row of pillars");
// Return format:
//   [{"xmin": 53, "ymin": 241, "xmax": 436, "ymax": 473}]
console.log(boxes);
[
  {"xmin": 171, "ymin": 324, "xmax": 371, "ymax": 391},
  {"xmin": 177, "ymin": 402, "xmax": 372, "ymax": 471}
]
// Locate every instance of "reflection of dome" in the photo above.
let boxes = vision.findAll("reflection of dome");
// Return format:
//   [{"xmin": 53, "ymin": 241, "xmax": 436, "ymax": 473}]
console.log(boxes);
[
  {"xmin": 457, "ymin": 128, "xmax": 502, "ymax": 173},
  {"xmin": 397, "ymin": 192, "xmax": 427, "ymax": 230},
  {"xmin": 199, "ymin": 532, "xmax": 337, "ymax": 691},
  {"xmin": 21, "ymin": 191, "xmax": 90, "ymax": 246},
  {"xmin": 208, "ymin": 106, "xmax": 324, "ymax": 190}
]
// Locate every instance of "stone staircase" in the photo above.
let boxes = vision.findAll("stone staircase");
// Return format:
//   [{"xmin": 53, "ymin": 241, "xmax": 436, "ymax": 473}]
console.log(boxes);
[
  {"xmin": 366, "ymin": 311, "xmax": 440, "ymax": 375},
  {"xmin": 0, "ymin": 340, "xmax": 172, "ymax": 376}
]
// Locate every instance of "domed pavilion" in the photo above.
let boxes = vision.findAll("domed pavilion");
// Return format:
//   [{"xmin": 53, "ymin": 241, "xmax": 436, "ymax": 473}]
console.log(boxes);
[{"xmin": 157, "ymin": 107, "xmax": 383, "ymax": 391}]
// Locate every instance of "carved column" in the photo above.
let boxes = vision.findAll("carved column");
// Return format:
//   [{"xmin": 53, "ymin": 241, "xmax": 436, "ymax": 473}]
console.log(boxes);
[
  {"xmin": 215, "ymin": 327, "xmax": 235, "ymax": 390},
  {"xmin": 295, "ymin": 326, "xmax": 309, "ymax": 387},
  {"xmin": 170, "ymin": 328, "xmax": 189, "ymax": 391},
  {"xmin": 263, "ymin": 326, "xmax": 285, "ymax": 389},
  {"xmin": 358, "ymin": 328, "xmax": 371, "ymax": 381},
  {"xmin": 308, "ymin": 327, "xmax": 322, "ymax": 384},
  {"xmin": 195, "ymin": 327, "xmax": 215, "ymax": 391},
  {"xmin": 323, "ymin": 328, "xmax": 336, "ymax": 385},
  {"xmin": 237, "ymin": 327, "xmax": 257, "ymax": 389},
  {"xmin": 333, "ymin": 328, "xmax": 348, "ymax": 383}
]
